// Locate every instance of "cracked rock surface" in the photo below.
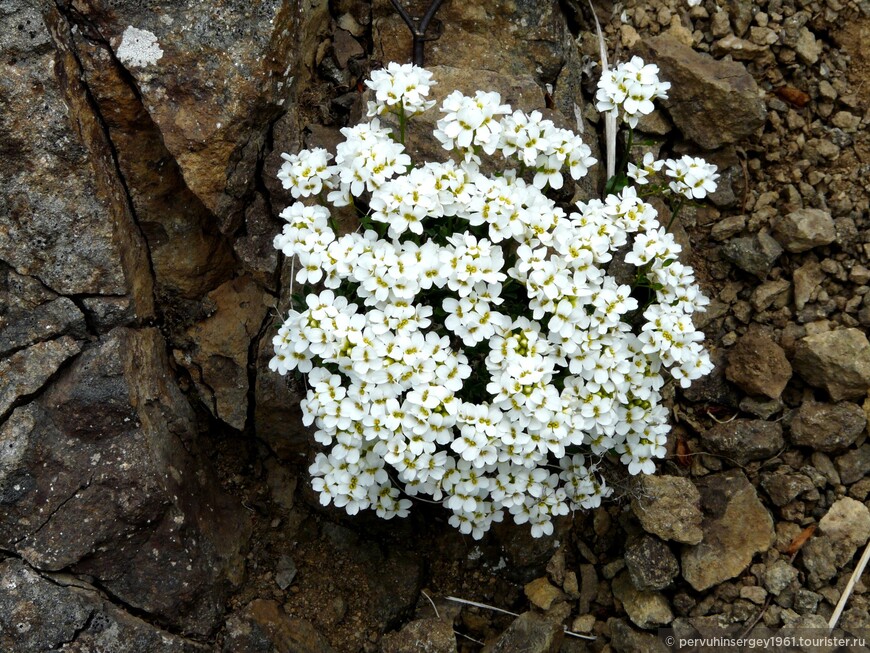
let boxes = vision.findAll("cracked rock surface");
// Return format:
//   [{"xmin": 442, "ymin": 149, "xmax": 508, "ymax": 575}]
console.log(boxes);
[{"xmin": 2, "ymin": 0, "xmax": 870, "ymax": 651}]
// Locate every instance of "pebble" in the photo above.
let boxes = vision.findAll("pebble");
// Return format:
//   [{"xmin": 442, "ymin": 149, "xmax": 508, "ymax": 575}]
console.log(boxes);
[
  {"xmin": 792, "ymin": 329, "xmax": 870, "ymax": 401},
  {"xmin": 631, "ymin": 476, "xmax": 704, "ymax": 545},
  {"xmin": 772, "ymin": 208, "xmax": 837, "ymax": 253},
  {"xmin": 789, "ymin": 401, "xmax": 867, "ymax": 452}
]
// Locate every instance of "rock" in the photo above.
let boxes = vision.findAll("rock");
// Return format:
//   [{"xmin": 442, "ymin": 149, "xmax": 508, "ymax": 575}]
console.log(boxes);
[
  {"xmin": 524, "ymin": 577, "xmax": 564, "ymax": 611},
  {"xmin": 802, "ymin": 498, "xmax": 870, "ymax": 587},
  {"xmin": 711, "ymin": 35, "xmax": 768, "ymax": 60},
  {"xmin": 487, "ymin": 611, "xmax": 563, "ymax": 653},
  {"xmin": 792, "ymin": 329, "xmax": 870, "ymax": 401},
  {"xmin": 772, "ymin": 209, "xmax": 837, "ymax": 253},
  {"xmin": 71, "ymin": 0, "xmax": 329, "ymax": 230},
  {"xmin": 764, "ymin": 560, "xmax": 800, "ymax": 595},
  {"xmin": 223, "ymin": 600, "xmax": 335, "ymax": 653},
  {"xmin": 180, "ymin": 276, "xmax": 270, "ymax": 430},
  {"xmin": 1, "ymin": 8, "xmax": 153, "ymax": 314},
  {"xmin": 751, "ymin": 279, "xmax": 791, "ymax": 312},
  {"xmin": 0, "ymin": 328, "xmax": 250, "ymax": 635},
  {"xmin": 701, "ymin": 419, "xmax": 784, "ymax": 465},
  {"xmin": 760, "ymin": 472, "xmax": 816, "ymax": 507},
  {"xmin": 633, "ymin": 34, "xmax": 766, "ymax": 149},
  {"xmin": 794, "ymin": 27, "xmax": 823, "ymax": 65},
  {"xmin": 793, "ymin": 260, "xmax": 826, "ymax": 311},
  {"xmin": 711, "ymin": 215, "xmax": 747, "ymax": 241},
  {"xmin": 72, "ymin": 33, "xmax": 236, "ymax": 299},
  {"xmin": 380, "ymin": 618, "xmax": 457, "ymax": 653},
  {"xmin": 837, "ymin": 445, "xmax": 870, "ymax": 485},
  {"xmin": 624, "ymin": 536, "xmax": 680, "ymax": 591},
  {"xmin": 681, "ymin": 470, "xmax": 776, "ymax": 592},
  {"xmin": 275, "ymin": 556, "xmax": 297, "ymax": 590},
  {"xmin": 0, "ymin": 265, "xmax": 87, "ymax": 357},
  {"xmin": 820, "ymin": 497, "xmax": 870, "ymax": 547},
  {"xmin": 612, "ymin": 572, "xmax": 674, "ymax": 629},
  {"xmin": 789, "ymin": 401, "xmax": 867, "ymax": 452},
  {"xmin": 608, "ymin": 618, "xmax": 671, "ymax": 653},
  {"xmin": 739, "ymin": 396, "xmax": 784, "ymax": 419},
  {"xmin": 0, "ymin": 337, "xmax": 82, "ymax": 418},
  {"xmin": 740, "ymin": 586, "xmax": 767, "ymax": 605},
  {"xmin": 0, "ymin": 559, "xmax": 207, "ymax": 653},
  {"xmin": 725, "ymin": 329, "xmax": 792, "ymax": 399},
  {"xmin": 631, "ymin": 475, "xmax": 704, "ymax": 545},
  {"xmin": 722, "ymin": 232, "xmax": 783, "ymax": 280},
  {"xmin": 577, "ymin": 564, "xmax": 598, "ymax": 614}
]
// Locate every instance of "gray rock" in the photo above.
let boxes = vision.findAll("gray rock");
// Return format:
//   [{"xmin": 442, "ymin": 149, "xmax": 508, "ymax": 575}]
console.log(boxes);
[
  {"xmin": 789, "ymin": 401, "xmax": 867, "ymax": 452},
  {"xmin": 380, "ymin": 618, "xmax": 458, "ymax": 653},
  {"xmin": 739, "ymin": 396, "xmax": 784, "ymax": 419},
  {"xmin": 0, "ymin": 8, "xmax": 151, "ymax": 306},
  {"xmin": 634, "ymin": 34, "xmax": 766, "ymax": 149},
  {"xmin": 701, "ymin": 419, "xmax": 784, "ymax": 465},
  {"xmin": 837, "ymin": 444, "xmax": 870, "ymax": 485},
  {"xmin": 612, "ymin": 572, "xmax": 674, "ymax": 629},
  {"xmin": 802, "ymin": 498, "xmax": 870, "ymax": 587},
  {"xmin": 725, "ymin": 329, "xmax": 792, "ymax": 399},
  {"xmin": 275, "ymin": 556, "xmax": 297, "ymax": 590},
  {"xmin": 760, "ymin": 472, "xmax": 816, "ymax": 507},
  {"xmin": 682, "ymin": 470, "xmax": 775, "ymax": 591},
  {"xmin": 631, "ymin": 475, "xmax": 704, "ymax": 545},
  {"xmin": 223, "ymin": 599, "xmax": 335, "ymax": 653},
  {"xmin": 0, "ymin": 265, "xmax": 87, "ymax": 357},
  {"xmin": 488, "ymin": 611, "xmax": 563, "ymax": 653},
  {"xmin": 792, "ymin": 329, "xmax": 870, "ymax": 401},
  {"xmin": 773, "ymin": 209, "xmax": 837, "ymax": 253},
  {"xmin": 722, "ymin": 232, "xmax": 783, "ymax": 280},
  {"xmin": 625, "ymin": 536, "xmax": 680, "ymax": 591},
  {"xmin": 1, "ymin": 328, "xmax": 250, "ymax": 635},
  {"xmin": 764, "ymin": 560, "xmax": 800, "ymax": 595},
  {"xmin": 0, "ymin": 337, "xmax": 81, "ymax": 418},
  {"xmin": 0, "ymin": 559, "xmax": 207, "ymax": 653}
]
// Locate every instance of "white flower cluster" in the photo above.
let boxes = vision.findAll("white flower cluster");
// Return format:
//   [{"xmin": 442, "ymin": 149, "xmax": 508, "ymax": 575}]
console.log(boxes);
[
  {"xmin": 596, "ymin": 56, "xmax": 671, "ymax": 128},
  {"xmin": 272, "ymin": 63, "xmax": 714, "ymax": 539},
  {"xmin": 628, "ymin": 152, "xmax": 721, "ymax": 200}
]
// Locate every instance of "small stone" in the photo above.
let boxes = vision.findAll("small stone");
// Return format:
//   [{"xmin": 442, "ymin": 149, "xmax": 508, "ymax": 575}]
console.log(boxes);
[
  {"xmin": 832, "ymin": 111, "xmax": 861, "ymax": 132},
  {"xmin": 739, "ymin": 396, "xmax": 784, "ymax": 419},
  {"xmin": 275, "ymin": 556, "xmax": 297, "ymax": 590},
  {"xmin": 524, "ymin": 577, "xmax": 564, "ymax": 611},
  {"xmin": 820, "ymin": 497, "xmax": 870, "ymax": 547},
  {"xmin": 563, "ymin": 571, "xmax": 579, "ymax": 598},
  {"xmin": 712, "ymin": 34, "xmax": 768, "ymax": 59},
  {"xmin": 836, "ymin": 445, "xmax": 870, "ymax": 485},
  {"xmin": 488, "ymin": 612, "xmax": 563, "ymax": 653},
  {"xmin": 793, "ymin": 588, "xmax": 821, "ymax": 614},
  {"xmin": 608, "ymin": 618, "xmax": 671, "ymax": 653},
  {"xmin": 794, "ymin": 27, "xmax": 823, "ymax": 65},
  {"xmin": 631, "ymin": 476, "xmax": 704, "ymax": 545},
  {"xmin": 224, "ymin": 600, "xmax": 334, "ymax": 653},
  {"xmin": 725, "ymin": 328, "xmax": 792, "ymax": 398},
  {"xmin": 792, "ymin": 329, "xmax": 870, "ymax": 401},
  {"xmin": 380, "ymin": 618, "xmax": 457, "ymax": 653},
  {"xmin": 765, "ymin": 560, "xmax": 800, "ymax": 595},
  {"xmin": 682, "ymin": 471, "xmax": 776, "ymax": 592},
  {"xmin": 571, "ymin": 614, "xmax": 596, "ymax": 633},
  {"xmin": 625, "ymin": 536, "xmax": 679, "ymax": 591},
  {"xmin": 711, "ymin": 215, "xmax": 747, "ymax": 241},
  {"xmin": 740, "ymin": 586, "xmax": 768, "ymax": 604},
  {"xmin": 751, "ymin": 279, "xmax": 791, "ymax": 311},
  {"xmin": 773, "ymin": 209, "xmax": 837, "ymax": 253},
  {"xmin": 722, "ymin": 232, "xmax": 783, "ymax": 280},
  {"xmin": 760, "ymin": 472, "xmax": 815, "ymax": 506},
  {"xmin": 701, "ymin": 419, "xmax": 785, "ymax": 465},
  {"xmin": 789, "ymin": 401, "xmax": 867, "ymax": 452},
  {"xmin": 793, "ymin": 261, "xmax": 826, "ymax": 311},
  {"xmin": 612, "ymin": 572, "xmax": 674, "ymax": 629}
]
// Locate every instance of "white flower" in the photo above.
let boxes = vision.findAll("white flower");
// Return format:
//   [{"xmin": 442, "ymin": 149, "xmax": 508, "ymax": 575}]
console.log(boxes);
[{"xmin": 271, "ymin": 64, "xmax": 712, "ymax": 540}]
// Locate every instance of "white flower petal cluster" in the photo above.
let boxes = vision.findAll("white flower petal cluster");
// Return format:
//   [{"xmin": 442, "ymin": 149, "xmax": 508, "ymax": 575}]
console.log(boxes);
[
  {"xmin": 270, "ymin": 63, "xmax": 713, "ymax": 539},
  {"xmin": 596, "ymin": 56, "xmax": 671, "ymax": 128},
  {"xmin": 665, "ymin": 155, "xmax": 721, "ymax": 199},
  {"xmin": 366, "ymin": 62, "xmax": 436, "ymax": 117}
]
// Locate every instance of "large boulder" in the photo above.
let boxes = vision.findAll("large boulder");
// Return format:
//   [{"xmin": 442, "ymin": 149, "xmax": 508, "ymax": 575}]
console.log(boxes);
[{"xmin": 0, "ymin": 328, "xmax": 250, "ymax": 635}]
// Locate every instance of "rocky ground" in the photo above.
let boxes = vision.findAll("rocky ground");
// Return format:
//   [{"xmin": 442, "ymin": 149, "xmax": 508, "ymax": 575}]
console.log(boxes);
[{"xmin": 1, "ymin": 0, "xmax": 870, "ymax": 651}]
